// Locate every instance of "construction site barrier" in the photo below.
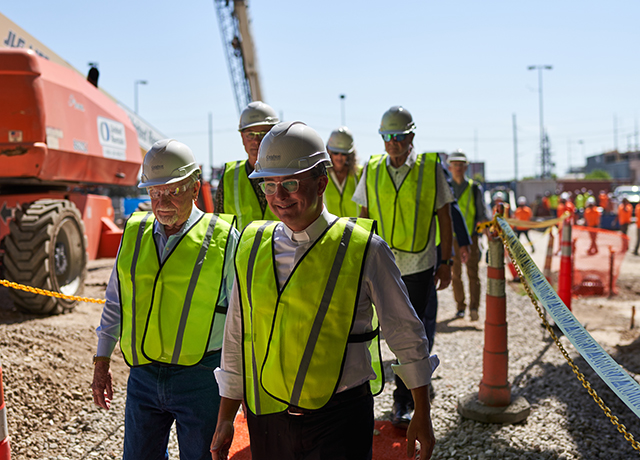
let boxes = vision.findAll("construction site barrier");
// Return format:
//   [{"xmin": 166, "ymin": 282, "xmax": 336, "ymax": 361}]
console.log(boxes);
[
  {"xmin": 496, "ymin": 216, "xmax": 640, "ymax": 423},
  {"xmin": 479, "ymin": 238, "xmax": 510, "ymax": 406},
  {"xmin": 557, "ymin": 219, "xmax": 573, "ymax": 311},
  {"xmin": 0, "ymin": 357, "xmax": 10, "ymax": 460}
]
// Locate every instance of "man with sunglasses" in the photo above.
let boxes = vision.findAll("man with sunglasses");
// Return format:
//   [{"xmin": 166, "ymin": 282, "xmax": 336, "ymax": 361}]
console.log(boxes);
[
  {"xmin": 211, "ymin": 121, "xmax": 438, "ymax": 460},
  {"xmin": 352, "ymin": 105, "xmax": 454, "ymax": 430},
  {"xmin": 91, "ymin": 139, "xmax": 239, "ymax": 460},
  {"xmin": 215, "ymin": 101, "xmax": 280, "ymax": 228}
]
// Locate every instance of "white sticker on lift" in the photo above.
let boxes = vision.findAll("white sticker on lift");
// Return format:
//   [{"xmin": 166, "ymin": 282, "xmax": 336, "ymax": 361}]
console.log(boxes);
[{"xmin": 97, "ymin": 116, "xmax": 127, "ymax": 160}]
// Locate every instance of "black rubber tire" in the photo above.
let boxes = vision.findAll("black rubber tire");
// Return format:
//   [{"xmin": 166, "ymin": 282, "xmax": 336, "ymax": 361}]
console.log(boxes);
[{"xmin": 3, "ymin": 199, "xmax": 88, "ymax": 314}]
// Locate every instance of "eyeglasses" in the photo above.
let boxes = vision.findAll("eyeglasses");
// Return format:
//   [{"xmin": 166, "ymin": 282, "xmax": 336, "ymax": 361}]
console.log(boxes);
[
  {"xmin": 259, "ymin": 176, "xmax": 315, "ymax": 195},
  {"xmin": 381, "ymin": 133, "xmax": 409, "ymax": 142},
  {"xmin": 148, "ymin": 183, "xmax": 192, "ymax": 200},
  {"xmin": 243, "ymin": 131, "xmax": 270, "ymax": 140},
  {"xmin": 329, "ymin": 150, "xmax": 350, "ymax": 157}
]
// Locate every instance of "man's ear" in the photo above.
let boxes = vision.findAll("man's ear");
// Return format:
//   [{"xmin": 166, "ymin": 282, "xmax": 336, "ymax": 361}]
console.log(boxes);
[{"xmin": 317, "ymin": 175, "xmax": 329, "ymax": 196}]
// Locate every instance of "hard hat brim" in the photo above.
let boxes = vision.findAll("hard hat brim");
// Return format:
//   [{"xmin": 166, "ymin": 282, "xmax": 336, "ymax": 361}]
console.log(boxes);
[
  {"xmin": 248, "ymin": 161, "xmax": 330, "ymax": 179},
  {"xmin": 137, "ymin": 166, "xmax": 201, "ymax": 188}
]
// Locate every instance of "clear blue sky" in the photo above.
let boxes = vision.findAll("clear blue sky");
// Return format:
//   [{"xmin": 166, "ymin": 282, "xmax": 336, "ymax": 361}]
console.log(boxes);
[{"xmin": 4, "ymin": 1, "xmax": 640, "ymax": 181}]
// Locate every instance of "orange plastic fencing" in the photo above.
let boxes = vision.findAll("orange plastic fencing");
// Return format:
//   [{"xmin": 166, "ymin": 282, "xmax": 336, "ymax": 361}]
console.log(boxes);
[{"xmin": 551, "ymin": 226, "xmax": 630, "ymax": 297}]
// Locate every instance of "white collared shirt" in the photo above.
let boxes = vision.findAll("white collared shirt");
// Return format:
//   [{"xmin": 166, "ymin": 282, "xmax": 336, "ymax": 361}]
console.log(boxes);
[{"xmin": 215, "ymin": 208, "xmax": 439, "ymax": 400}]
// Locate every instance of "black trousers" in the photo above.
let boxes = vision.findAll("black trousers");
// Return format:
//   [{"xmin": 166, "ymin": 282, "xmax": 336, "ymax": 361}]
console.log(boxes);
[
  {"xmin": 394, "ymin": 267, "xmax": 435, "ymax": 406},
  {"xmin": 246, "ymin": 383, "xmax": 374, "ymax": 460}
]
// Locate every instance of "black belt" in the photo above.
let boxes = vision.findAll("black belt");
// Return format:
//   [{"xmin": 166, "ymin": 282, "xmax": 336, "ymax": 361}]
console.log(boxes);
[{"xmin": 286, "ymin": 382, "xmax": 371, "ymax": 416}]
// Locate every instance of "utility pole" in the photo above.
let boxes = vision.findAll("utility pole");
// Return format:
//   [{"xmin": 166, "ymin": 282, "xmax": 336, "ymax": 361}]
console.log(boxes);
[
  {"xmin": 208, "ymin": 112, "xmax": 214, "ymax": 182},
  {"xmin": 614, "ymin": 114, "xmax": 619, "ymax": 152},
  {"xmin": 528, "ymin": 65, "xmax": 553, "ymax": 178},
  {"xmin": 512, "ymin": 114, "xmax": 518, "ymax": 182}
]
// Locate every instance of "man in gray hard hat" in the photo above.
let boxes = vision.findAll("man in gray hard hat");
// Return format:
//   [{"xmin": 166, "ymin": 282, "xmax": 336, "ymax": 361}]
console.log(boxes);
[
  {"xmin": 215, "ymin": 101, "xmax": 280, "ymax": 228},
  {"xmin": 91, "ymin": 139, "xmax": 239, "ymax": 460},
  {"xmin": 211, "ymin": 121, "xmax": 438, "ymax": 460},
  {"xmin": 447, "ymin": 150, "xmax": 489, "ymax": 321},
  {"xmin": 352, "ymin": 105, "xmax": 454, "ymax": 430}
]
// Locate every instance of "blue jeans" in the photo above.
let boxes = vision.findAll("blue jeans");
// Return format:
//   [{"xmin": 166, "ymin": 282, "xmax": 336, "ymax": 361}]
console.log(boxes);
[{"xmin": 123, "ymin": 352, "xmax": 221, "ymax": 460}]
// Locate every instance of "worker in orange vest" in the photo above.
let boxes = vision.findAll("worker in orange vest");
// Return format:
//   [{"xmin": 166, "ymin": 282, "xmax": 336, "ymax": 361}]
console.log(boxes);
[
  {"xmin": 617, "ymin": 196, "xmax": 633, "ymax": 252},
  {"xmin": 556, "ymin": 192, "xmax": 575, "ymax": 223},
  {"xmin": 584, "ymin": 197, "xmax": 601, "ymax": 255},
  {"xmin": 492, "ymin": 191, "xmax": 510, "ymax": 217},
  {"xmin": 634, "ymin": 202, "xmax": 640, "ymax": 255},
  {"xmin": 514, "ymin": 196, "xmax": 534, "ymax": 252},
  {"xmin": 616, "ymin": 196, "xmax": 633, "ymax": 235},
  {"xmin": 598, "ymin": 190, "xmax": 610, "ymax": 213}
]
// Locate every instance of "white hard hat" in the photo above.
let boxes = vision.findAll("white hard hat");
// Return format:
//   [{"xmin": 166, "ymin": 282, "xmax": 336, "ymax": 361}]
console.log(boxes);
[
  {"xmin": 238, "ymin": 101, "xmax": 279, "ymax": 131},
  {"xmin": 379, "ymin": 106, "xmax": 416, "ymax": 135},
  {"xmin": 447, "ymin": 149, "xmax": 468, "ymax": 164},
  {"xmin": 493, "ymin": 191, "xmax": 505, "ymax": 201},
  {"xmin": 560, "ymin": 192, "xmax": 570, "ymax": 200},
  {"xmin": 517, "ymin": 196, "xmax": 527, "ymax": 205},
  {"xmin": 249, "ymin": 121, "xmax": 332, "ymax": 179},
  {"xmin": 327, "ymin": 126, "xmax": 355, "ymax": 154},
  {"xmin": 138, "ymin": 139, "xmax": 200, "ymax": 188},
  {"xmin": 586, "ymin": 196, "xmax": 596, "ymax": 205}
]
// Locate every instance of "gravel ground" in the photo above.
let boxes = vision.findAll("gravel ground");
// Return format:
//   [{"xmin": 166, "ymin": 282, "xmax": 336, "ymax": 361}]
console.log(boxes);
[{"xmin": 1, "ymin": 231, "xmax": 640, "ymax": 459}]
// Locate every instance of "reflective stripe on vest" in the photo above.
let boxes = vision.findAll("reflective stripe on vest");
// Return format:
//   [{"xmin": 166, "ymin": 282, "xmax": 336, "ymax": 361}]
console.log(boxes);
[
  {"xmin": 117, "ymin": 212, "xmax": 234, "ymax": 367},
  {"xmin": 236, "ymin": 218, "xmax": 378, "ymax": 414},
  {"xmin": 223, "ymin": 160, "xmax": 278, "ymax": 229},
  {"xmin": 456, "ymin": 179, "xmax": 477, "ymax": 236},
  {"xmin": 324, "ymin": 166, "xmax": 362, "ymax": 217},
  {"xmin": 366, "ymin": 152, "xmax": 437, "ymax": 253}
]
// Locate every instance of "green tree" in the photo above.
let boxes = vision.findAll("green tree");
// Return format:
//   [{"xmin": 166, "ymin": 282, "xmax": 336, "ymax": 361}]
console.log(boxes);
[{"xmin": 585, "ymin": 169, "xmax": 612, "ymax": 180}]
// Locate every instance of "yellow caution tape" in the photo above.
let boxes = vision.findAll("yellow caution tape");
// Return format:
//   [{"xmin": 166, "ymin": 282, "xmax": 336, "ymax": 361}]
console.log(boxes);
[
  {"xmin": 476, "ymin": 211, "xmax": 570, "ymax": 233},
  {"xmin": 0, "ymin": 279, "xmax": 106, "ymax": 304},
  {"xmin": 495, "ymin": 216, "xmax": 640, "ymax": 450}
]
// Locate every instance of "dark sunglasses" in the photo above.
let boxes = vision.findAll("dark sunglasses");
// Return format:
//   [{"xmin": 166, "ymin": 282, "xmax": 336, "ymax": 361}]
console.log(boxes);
[
  {"xmin": 381, "ymin": 133, "xmax": 409, "ymax": 142},
  {"xmin": 329, "ymin": 150, "xmax": 351, "ymax": 157}
]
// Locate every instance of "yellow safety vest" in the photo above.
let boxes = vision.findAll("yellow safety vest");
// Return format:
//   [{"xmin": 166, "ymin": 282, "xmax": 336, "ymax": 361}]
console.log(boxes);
[
  {"xmin": 365, "ymin": 152, "xmax": 438, "ymax": 253},
  {"xmin": 324, "ymin": 165, "xmax": 363, "ymax": 217},
  {"xmin": 117, "ymin": 212, "xmax": 235, "ymax": 367},
  {"xmin": 222, "ymin": 160, "xmax": 278, "ymax": 229},
  {"xmin": 456, "ymin": 179, "xmax": 477, "ymax": 237},
  {"xmin": 236, "ymin": 218, "xmax": 383, "ymax": 415}
]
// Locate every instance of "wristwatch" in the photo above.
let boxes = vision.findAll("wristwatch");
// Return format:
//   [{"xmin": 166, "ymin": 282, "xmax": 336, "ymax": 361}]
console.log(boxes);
[
  {"xmin": 441, "ymin": 259, "xmax": 454, "ymax": 266},
  {"xmin": 93, "ymin": 354, "xmax": 111, "ymax": 365}
]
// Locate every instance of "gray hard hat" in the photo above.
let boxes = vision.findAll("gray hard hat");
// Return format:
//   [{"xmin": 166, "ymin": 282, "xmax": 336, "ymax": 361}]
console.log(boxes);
[
  {"xmin": 327, "ymin": 126, "xmax": 355, "ymax": 154},
  {"xmin": 447, "ymin": 149, "xmax": 468, "ymax": 164},
  {"xmin": 238, "ymin": 101, "xmax": 280, "ymax": 131},
  {"xmin": 138, "ymin": 139, "xmax": 200, "ymax": 188},
  {"xmin": 379, "ymin": 106, "xmax": 416, "ymax": 135},
  {"xmin": 249, "ymin": 121, "xmax": 331, "ymax": 179}
]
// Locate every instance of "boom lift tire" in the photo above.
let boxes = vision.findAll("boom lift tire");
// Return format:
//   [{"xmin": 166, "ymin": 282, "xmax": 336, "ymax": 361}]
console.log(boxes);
[{"xmin": 3, "ymin": 199, "xmax": 88, "ymax": 314}]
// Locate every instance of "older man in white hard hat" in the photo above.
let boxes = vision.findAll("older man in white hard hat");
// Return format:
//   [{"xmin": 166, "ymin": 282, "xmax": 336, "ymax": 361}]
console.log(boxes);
[
  {"xmin": 215, "ymin": 101, "xmax": 280, "ymax": 228},
  {"xmin": 92, "ymin": 139, "xmax": 239, "ymax": 460},
  {"xmin": 211, "ymin": 121, "xmax": 438, "ymax": 460}
]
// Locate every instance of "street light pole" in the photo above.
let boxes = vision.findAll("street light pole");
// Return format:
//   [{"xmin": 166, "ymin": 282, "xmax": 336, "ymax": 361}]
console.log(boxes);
[
  {"xmin": 528, "ymin": 65, "xmax": 552, "ymax": 178},
  {"xmin": 134, "ymin": 80, "xmax": 148, "ymax": 114}
]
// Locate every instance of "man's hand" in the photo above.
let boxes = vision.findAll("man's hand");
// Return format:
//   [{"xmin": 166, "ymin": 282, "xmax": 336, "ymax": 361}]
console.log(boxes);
[
  {"xmin": 434, "ymin": 264, "xmax": 451, "ymax": 290},
  {"xmin": 91, "ymin": 361, "xmax": 113, "ymax": 410},
  {"xmin": 407, "ymin": 386, "xmax": 435, "ymax": 459},
  {"xmin": 211, "ymin": 397, "xmax": 242, "ymax": 460},
  {"xmin": 459, "ymin": 245, "xmax": 470, "ymax": 264},
  {"xmin": 210, "ymin": 419, "xmax": 234, "ymax": 460}
]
